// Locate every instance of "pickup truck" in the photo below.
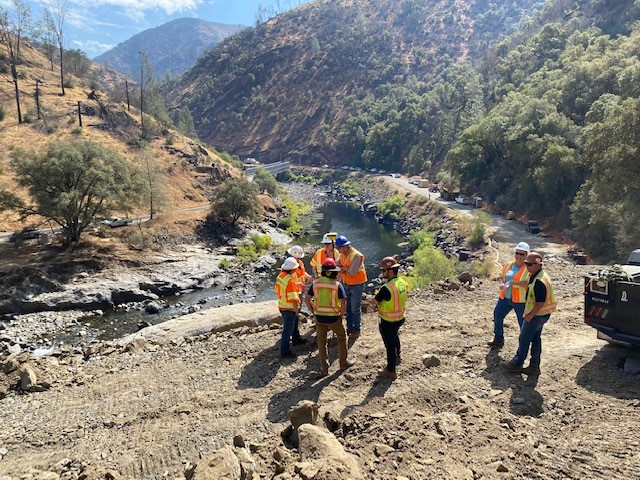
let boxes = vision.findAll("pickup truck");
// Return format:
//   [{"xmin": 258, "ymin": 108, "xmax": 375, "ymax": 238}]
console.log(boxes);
[{"xmin": 584, "ymin": 249, "xmax": 640, "ymax": 346}]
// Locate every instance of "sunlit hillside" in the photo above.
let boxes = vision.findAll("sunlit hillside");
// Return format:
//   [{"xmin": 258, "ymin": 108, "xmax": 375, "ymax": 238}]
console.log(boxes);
[{"xmin": 0, "ymin": 40, "xmax": 239, "ymax": 232}]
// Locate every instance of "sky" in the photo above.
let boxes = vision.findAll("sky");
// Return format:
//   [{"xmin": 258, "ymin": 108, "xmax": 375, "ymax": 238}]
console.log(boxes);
[{"xmin": 2, "ymin": 0, "xmax": 311, "ymax": 58}]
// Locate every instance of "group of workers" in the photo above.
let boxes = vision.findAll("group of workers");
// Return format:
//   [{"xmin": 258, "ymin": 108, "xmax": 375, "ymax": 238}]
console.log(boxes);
[
  {"xmin": 489, "ymin": 241, "xmax": 557, "ymax": 375},
  {"xmin": 274, "ymin": 233, "xmax": 408, "ymax": 379},
  {"xmin": 275, "ymin": 233, "xmax": 557, "ymax": 380}
]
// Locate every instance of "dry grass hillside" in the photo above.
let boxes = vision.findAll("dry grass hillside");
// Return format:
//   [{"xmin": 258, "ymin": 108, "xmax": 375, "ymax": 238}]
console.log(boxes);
[{"xmin": 0, "ymin": 41, "xmax": 239, "ymax": 233}]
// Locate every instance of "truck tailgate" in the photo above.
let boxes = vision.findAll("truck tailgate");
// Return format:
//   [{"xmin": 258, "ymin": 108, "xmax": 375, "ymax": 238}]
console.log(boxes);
[{"xmin": 585, "ymin": 278, "xmax": 640, "ymax": 337}]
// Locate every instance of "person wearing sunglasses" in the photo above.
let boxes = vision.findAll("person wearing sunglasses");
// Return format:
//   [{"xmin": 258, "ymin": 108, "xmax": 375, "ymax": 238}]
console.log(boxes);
[
  {"xmin": 501, "ymin": 252, "xmax": 557, "ymax": 375},
  {"xmin": 487, "ymin": 242, "xmax": 531, "ymax": 349}
]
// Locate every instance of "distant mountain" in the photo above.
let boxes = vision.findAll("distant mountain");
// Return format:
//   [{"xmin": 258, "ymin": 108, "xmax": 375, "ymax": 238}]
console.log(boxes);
[
  {"xmin": 169, "ymin": 0, "xmax": 544, "ymax": 165},
  {"xmin": 94, "ymin": 18, "xmax": 245, "ymax": 80}
]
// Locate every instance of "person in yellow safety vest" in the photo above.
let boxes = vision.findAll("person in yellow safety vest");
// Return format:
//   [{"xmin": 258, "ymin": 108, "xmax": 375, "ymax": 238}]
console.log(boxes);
[
  {"xmin": 502, "ymin": 252, "xmax": 557, "ymax": 376},
  {"xmin": 274, "ymin": 257, "xmax": 308, "ymax": 359},
  {"xmin": 487, "ymin": 241, "xmax": 531, "ymax": 349},
  {"xmin": 335, "ymin": 235, "xmax": 367, "ymax": 338},
  {"xmin": 373, "ymin": 256, "xmax": 409, "ymax": 380},
  {"xmin": 304, "ymin": 258, "xmax": 356, "ymax": 376},
  {"xmin": 287, "ymin": 245, "xmax": 312, "ymax": 294},
  {"xmin": 310, "ymin": 232, "xmax": 339, "ymax": 278}
]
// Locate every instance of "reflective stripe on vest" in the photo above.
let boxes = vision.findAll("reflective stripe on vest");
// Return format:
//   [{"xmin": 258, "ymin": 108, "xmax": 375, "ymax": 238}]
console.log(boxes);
[
  {"xmin": 310, "ymin": 248, "xmax": 339, "ymax": 274},
  {"xmin": 499, "ymin": 260, "xmax": 530, "ymax": 303},
  {"xmin": 312, "ymin": 278, "xmax": 341, "ymax": 316},
  {"xmin": 340, "ymin": 247, "xmax": 367, "ymax": 285},
  {"xmin": 524, "ymin": 270, "xmax": 557, "ymax": 316},
  {"xmin": 274, "ymin": 272, "xmax": 299, "ymax": 310},
  {"xmin": 378, "ymin": 277, "xmax": 408, "ymax": 322}
]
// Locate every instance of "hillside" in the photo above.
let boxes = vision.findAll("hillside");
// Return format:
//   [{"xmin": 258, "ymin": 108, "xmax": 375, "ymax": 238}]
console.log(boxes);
[
  {"xmin": 170, "ymin": 0, "xmax": 544, "ymax": 165},
  {"xmin": 94, "ymin": 18, "xmax": 245, "ymax": 80},
  {"xmin": 0, "ymin": 39, "xmax": 238, "ymax": 233}
]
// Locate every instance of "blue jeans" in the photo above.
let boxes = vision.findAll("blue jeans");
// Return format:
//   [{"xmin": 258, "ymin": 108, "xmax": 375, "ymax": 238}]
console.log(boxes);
[
  {"xmin": 511, "ymin": 314, "xmax": 550, "ymax": 367},
  {"xmin": 280, "ymin": 309, "xmax": 301, "ymax": 356},
  {"xmin": 344, "ymin": 283, "xmax": 365, "ymax": 333},
  {"xmin": 493, "ymin": 297, "xmax": 525, "ymax": 341},
  {"xmin": 379, "ymin": 318, "xmax": 404, "ymax": 373}
]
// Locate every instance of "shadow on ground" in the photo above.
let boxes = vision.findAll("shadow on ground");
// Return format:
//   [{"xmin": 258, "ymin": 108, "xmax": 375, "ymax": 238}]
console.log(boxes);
[{"xmin": 575, "ymin": 343, "xmax": 640, "ymax": 399}]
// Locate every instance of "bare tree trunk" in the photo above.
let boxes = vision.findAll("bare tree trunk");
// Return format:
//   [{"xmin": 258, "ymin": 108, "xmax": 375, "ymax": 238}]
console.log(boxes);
[
  {"xmin": 11, "ymin": 63, "xmax": 22, "ymax": 124},
  {"xmin": 59, "ymin": 42, "xmax": 65, "ymax": 95}
]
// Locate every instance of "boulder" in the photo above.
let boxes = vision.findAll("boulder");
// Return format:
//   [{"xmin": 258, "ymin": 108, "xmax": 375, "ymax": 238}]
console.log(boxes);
[
  {"xmin": 288, "ymin": 400, "xmax": 319, "ymax": 444},
  {"xmin": 111, "ymin": 289, "xmax": 159, "ymax": 305},
  {"xmin": 189, "ymin": 446, "xmax": 241, "ymax": 480},
  {"xmin": 457, "ymin": 272, "xmax": 473, "ymax": 285},
  {"xmin": 19, "ymin": 365, "xmax": 38, "ymax": 391},
  {"xmin": 422, "ymin": 354, "xmax": 441, "ymax": 368},
  {"xmin": 297, "ymin": 424, "xmax": 364, "ymax": 479}
]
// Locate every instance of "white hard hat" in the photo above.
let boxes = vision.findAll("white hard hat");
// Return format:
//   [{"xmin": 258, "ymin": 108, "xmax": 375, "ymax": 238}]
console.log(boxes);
[
  {"xmin": 287, "ymin": 245, "xmax": 304, "ymax": 258},
  {"xmin": 281, "ymin": 257, "xmax": 299, "ymax": 271},
  {"xmin": 321, "ymin": 234, "xmax": 333, "ymax": 244},
  {"xmin": 515, "ymin": 242, "xmax": 530, "ymax": 253}
]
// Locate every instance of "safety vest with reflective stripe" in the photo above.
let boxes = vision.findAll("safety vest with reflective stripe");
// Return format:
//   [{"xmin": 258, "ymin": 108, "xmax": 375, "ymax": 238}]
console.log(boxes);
[
  {"xmin": 499, "ymin": 261, "xmax": 530, "ymax": 303},
  {"xmin": 378, "ymin": 277, "xmax": 408, "ymax": 322},
  {"xmin": 524, "ymin": 270, "xmax": 557, "ymax": 316},
  {"xmin": 310, "ymin": 247, "xmax": 340, "ymax": 275},
  {"xmin": 274, "ymin": 272, "xmax": 299, "ymax": 311},
  {"xmin": 340, "ymin": 247, "xmax": 367, "ymax": 285},
  {"xmin": 312, "ymin": 278, "xmax": 342, "ymax": 317},
  {"xmin": 291, "ymin": 259, "xmax": 312, "ymax": 293}
]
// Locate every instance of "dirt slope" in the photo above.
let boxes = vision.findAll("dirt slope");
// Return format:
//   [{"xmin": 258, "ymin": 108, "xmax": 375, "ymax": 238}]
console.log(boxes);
[{"xmin": 1, "ymin": 236, "xmax": 639, "ymax": 479}]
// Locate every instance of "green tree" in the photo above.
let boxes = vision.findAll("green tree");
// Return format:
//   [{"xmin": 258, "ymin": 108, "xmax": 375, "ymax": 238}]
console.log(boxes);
[
  {"xmin": 253, "ymin": 168, "xmax": 278, "ymax": 196},
  {"xmin": 8, "ymin": 140, "xmax": 142, "ymax": 244},
  {"xmin": 209, "ymin": 178, "xmax": 260, "ymax": 225},
  {"xmin": 176, "ymin": 106, "xmax": 198, "ymax": 139}
]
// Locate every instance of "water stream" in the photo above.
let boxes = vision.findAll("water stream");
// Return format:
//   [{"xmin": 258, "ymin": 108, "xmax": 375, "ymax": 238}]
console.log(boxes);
[{"xmin": 55, "ymin": 201, "xmax": 405, "ymax": 345}]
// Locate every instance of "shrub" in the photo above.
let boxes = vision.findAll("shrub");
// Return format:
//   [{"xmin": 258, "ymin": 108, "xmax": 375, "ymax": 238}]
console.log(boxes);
[
  {"xmin": 253, "ymin": 169, "xmax": 278, "ymax": 196},
  {"xmin": 250, "ymin": 233, "xmax": 272, "ymax": 251},
  {"xmin": 409, "ymin": 241, "xmax": 457, "ymax": 287},
  {"xmin": 467, "ymin": 212, "xmax": 491, "ymax": 248},
  {"xmin": 379, "ymin": 194, "xmax": 404, "ymax": 219},
  {"xmin": 219, "ymin": 259, "xmax": 232, "ymax": 269},
  {"xmin": 408, "ymin": 230, "xmax": 431, "ymax": 251}
]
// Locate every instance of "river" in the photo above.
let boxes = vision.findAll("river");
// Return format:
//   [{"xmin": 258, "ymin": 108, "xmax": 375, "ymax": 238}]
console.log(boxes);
[{"xmin": 41, "ymin": 200, "xmax": 405, "ymax": 347}]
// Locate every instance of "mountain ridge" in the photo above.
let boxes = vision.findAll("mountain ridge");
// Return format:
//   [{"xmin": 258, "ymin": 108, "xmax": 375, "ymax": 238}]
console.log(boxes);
[{"xmin": 94, "ymin": 17, "xmax": 245, "ymax": 80}]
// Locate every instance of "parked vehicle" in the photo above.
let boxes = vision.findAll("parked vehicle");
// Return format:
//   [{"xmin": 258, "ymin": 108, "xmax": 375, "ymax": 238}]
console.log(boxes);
[
  {"xmin": 454, "ymin": 196, "xmax": 471, "ymax": 205},
  {"xmin": 9, "ymin": 227, "xmax": 41, "ymax": 243},
  {"xmin": 100, "ymin": 217, "xmax": 130, "ymax": 228},
  {"xmin": 526, "ymin": 220, "xmax": 541, "ymax": 234},
  {"xmin": 584, "ymin": 250, "xmax": 640, "ymax": 346}
]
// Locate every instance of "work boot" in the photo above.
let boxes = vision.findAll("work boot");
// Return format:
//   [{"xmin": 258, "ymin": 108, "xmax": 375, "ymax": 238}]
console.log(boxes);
[
  {"xmin": 522, "ymin": 364, "xmax": 541, "ymax": 375},
  {"xmin": 487, "ymin": 338, "xmax": 504, "ymax": 348},
  {"xmin": 377, "ymin": 369, "xmax": 397, "ymax": 380},
  {"xmin": 348, "ymin": 331, "xmax": 361, "ymax": 339},
  {"xmin": 500, "ymin": 360, "xmax": 522, "ymax": 373},
  {"xmin": 280, "ymin": 351, "xmax": 297, "ymax": 359},
  {"xmin": 292, "ymin": 337, "xmax": 308, "ymax": 346}
]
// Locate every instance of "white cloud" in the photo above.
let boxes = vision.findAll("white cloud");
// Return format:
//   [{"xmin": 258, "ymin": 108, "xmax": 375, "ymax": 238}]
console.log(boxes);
[
  {"xmin": 74, "ymin": 0, "xmax": 203, "ymax": 18},
  {"xmin": 72, "ymin": 38, "xmax": 114, "ymax": 55}
]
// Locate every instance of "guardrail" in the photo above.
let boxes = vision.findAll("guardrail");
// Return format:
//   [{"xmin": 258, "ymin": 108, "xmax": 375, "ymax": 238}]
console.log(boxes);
[{"xmin": 245, "ymin": 161, "xmax": 290, "ymax": 178}]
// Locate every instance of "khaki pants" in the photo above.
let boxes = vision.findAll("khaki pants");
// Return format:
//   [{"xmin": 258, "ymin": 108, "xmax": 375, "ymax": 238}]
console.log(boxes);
[{"xmin": 316, "ymin": 319, "xmax": 348, "ymax": 372}]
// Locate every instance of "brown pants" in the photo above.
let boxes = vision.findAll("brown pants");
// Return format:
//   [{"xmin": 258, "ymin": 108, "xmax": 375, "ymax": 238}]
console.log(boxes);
[{"xmin": 316, "ymin": 319, "xmax": 348, "ymax": 373}]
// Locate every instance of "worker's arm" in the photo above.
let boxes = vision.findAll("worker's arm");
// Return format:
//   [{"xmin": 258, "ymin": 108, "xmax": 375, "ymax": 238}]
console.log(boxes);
[{"xmin": 524, "ymin": 281, "xmax": 546, "ymax": 322}]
